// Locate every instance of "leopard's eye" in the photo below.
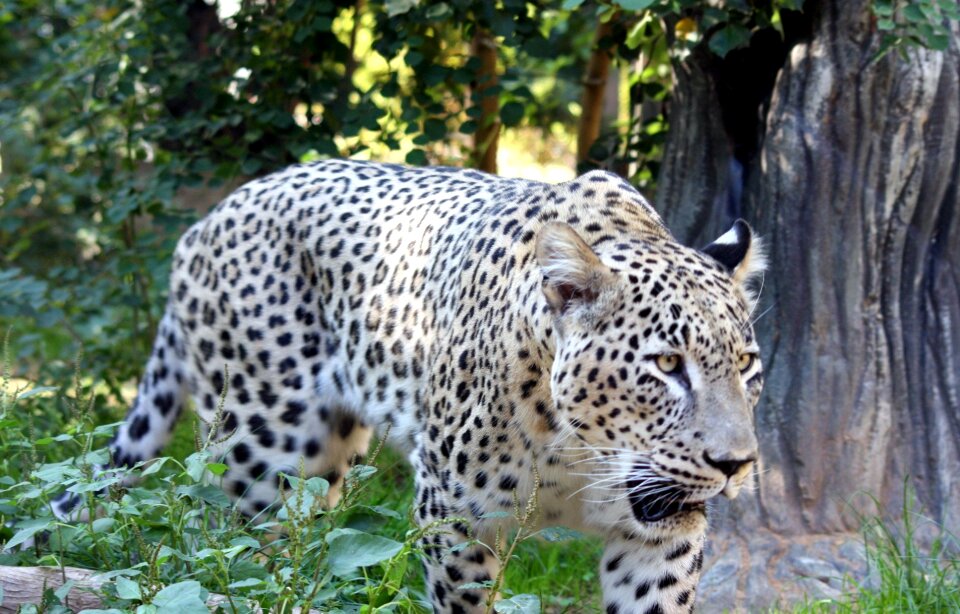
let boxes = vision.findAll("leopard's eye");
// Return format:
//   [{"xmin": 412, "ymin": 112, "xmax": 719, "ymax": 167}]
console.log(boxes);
[
  {"xmin": 655, "ymin": 354, "xmax": 681, "ymax": 374},
  {"xmin": 737, "ymin": 353, "xmax": 756, "ymax": 373}
]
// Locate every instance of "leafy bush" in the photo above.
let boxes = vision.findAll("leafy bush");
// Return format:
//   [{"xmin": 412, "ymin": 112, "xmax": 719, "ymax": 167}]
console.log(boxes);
[{"xmin": 0, "ymin": 345, "xmax": 435, "ymax": 612}]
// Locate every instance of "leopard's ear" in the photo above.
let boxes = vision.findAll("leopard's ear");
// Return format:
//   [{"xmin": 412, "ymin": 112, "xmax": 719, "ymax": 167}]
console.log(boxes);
[
  {"xmin": 536, "ymin": 222, "xmax": 614, "ymax": 314},
  {"xmin": 702, "ymin": 219, "xmax": 766, "ymax": 287}
]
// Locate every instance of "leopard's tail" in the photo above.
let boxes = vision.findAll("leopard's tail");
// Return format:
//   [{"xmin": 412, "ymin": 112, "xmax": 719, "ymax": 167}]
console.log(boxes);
[
  {"xmin": 53, "ymin": 304, "xmax": 189, "ymax": 518},
  {"xmin": 109, "ymin": 305, "xmax": 189, "ymax": 466}
]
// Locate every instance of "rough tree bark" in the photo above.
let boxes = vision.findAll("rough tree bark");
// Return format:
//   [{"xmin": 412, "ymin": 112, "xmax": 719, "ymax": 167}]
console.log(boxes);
[
  {"xmin": 471, "ymin": 29, "xmax": 500, "ymax": 174},
  {"xmin": 0, "ymin": 566, "xmax": 308, "ymax": 613},
  {"xmin": 577, "ymin": 15, "xmax": 617, "ymax": 165},
  {"xmin": 656, "ymin": 1, "xmax": 959, "ymax": 606}
]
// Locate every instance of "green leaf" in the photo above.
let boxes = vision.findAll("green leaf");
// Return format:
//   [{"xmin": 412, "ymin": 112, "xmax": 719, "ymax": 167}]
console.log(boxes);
[
  {"xmin": 386, "ymin": 0, "xmax": 419, "ymax": 17},
  {"xmin": 489, "ymin": 13, "xmax": 515, "ymax": 37},
  {"xmin": 708, "ymin": 23, "xmax": 752, "ymax": 58},
  {"xmin": 494, "ymin": 594, "xmax": 541, "ymax": 613},
  {"xmin": 365, "ymin": 504, "xmax": 403, "ymax": 519},
  {"xmin": 83, "ymin": 449, "xmax": 112, "ymax": 466},
  {"xmin": 325, "ymin": 528, "xmax": 404, "ymax": 575},
  {"xmin": 93, "ymin": 423, "xmax": 123, "ymax": 437},
  {"xmin": 115, "ymin": 576, "xmax": 142, "ymax": 600},
  {"xmin": 480, "ymin": 511, "xmax": 511, "ymax": 519},
  {"xmin": 405, "ymin": 149, "xmax": 428, "ymax": 166},
  {"xmin": 68, "ymin": 476, "xmax": 120, "ymax": 493},
  {"xmin": 150, "ymin": 581, "xmax": 208, "ymax": 614},
  {"xmin": 230, "ymin": 536, "xmax": 262, "ymax": 550},
  {"xmin": 195, "ymin": 544, "xmax": 251, "ymax": 560},
  {"xmin": 614, "ymin": 0, "xmax": 657, "ymax": 10},
  {"xmin": 538, "ymin": 526, "xmax": 584, "ymax": 542},
  {"xmin": 424, "ymin": 118, "xmax": 447, "ymax": 140},
  {"xmin": 85, "ymin": 569, "xmax": 142, "ymax": 581},
  {"xmin": 92, "ymin": 518, "xmax": 116, "ymax": 533},
  {"xmin": 227, "ymin": 578, "xmax": 264, "ymax": 589},
  {"xmin": 405, "ymin": 50, "xmax": 424, "ymax": 67},
  {"xmin": 924, "ymin": 32, "xmax": 950, "ymax": 51},
  {"xmin": 873, "ymin": 0, "xmax": 894, "ymax": 17},
  {"xmin": 425, "ymin": 2, "xmax": 450, "ymax": 19},
  {"xmin": 241, "ymin": 158, "xmax": 262, "ymax": 175},
  {"xmin": 279, "ymin": 474, "xmax": 330, "ymax": 498},
  {"xmin": 16, "ymin": 386, "xmax": 58, "ymax": 400},
  {"xmin": 226, "ymin": 558, "xmax": 271, "ymax": 583},
  {"xmin": 277, "ymin": 489, "xmax": 318, "ymax": 520},
  {"xmin": 561, "ymin": 0, "xmax": 585, "ymax": 9},
  {"xmin": 941, "ymin": 1, "xmax": 960, "ymax": 19},
  {"xmin": 205, "ymin": 462, "xmax": 228, "ymax": 476},
  {"xmin": 458, "ymin": 581, "xmax": 494, "ymax": 591},
  {"xmin": 4, "ymin": 518, "xmax": 52, "ymax": 550},
  {"xmin": 500, "ymin": 102, "xmax": 525, "ymax": 127},
  {"xmin": 105, "ymin": 198, "xmax": 140, "ymax": 224},
  {"xmin": 902, "ymin": 4, "xmax": 925, "ymax": 22},
  {"xmin": 305, "ymin": 476, "xmax": 330, "ymax": 496},
  {"xmin": 176, "ymin": 484, "xmax": 231, "ymax": 508},
  {"xmin": 626, "ymin": 15, "xmax": 654, "ymax": 49},
  {"xmin": 347, "ymin": 464, "xmax": 378, "ymax": 482},
  {"xmin": 184, "ymin": 451, "xmax": 211, "ymax": 482},
  {"xmin": 13, "ymin": 485, "xmax": 43, "ymax": 500},
  {"xmin": 140, "ymin": 457, "xmax": 169, "ymax": 477}
]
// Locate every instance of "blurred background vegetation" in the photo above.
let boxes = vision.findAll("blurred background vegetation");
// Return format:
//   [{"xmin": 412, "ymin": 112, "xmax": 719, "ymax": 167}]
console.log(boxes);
[
  {"xmin": 1, "ymin": 0, "xmax": 807, "ymax": 392},
  {"xmin": 2, "ymin": 0, "xmax": 952, "ymax": 392}
]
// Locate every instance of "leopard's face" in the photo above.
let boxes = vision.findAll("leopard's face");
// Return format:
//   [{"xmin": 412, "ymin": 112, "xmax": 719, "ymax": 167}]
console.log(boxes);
[{"xmin": 537, "ymin": 221, "xmax": 765, "ymax": 537}]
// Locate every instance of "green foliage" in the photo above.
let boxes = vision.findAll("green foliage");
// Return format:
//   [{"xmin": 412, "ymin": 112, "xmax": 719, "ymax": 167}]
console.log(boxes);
[
  {"xmin": 0, "ymin": 351, "xmax": 436, "ymax": 611},
  {"xmin": 4, "ymin": 0, "xmax": 960, "ymax": 396},
  {"xmin": 371, "ymin": 0, "xmax": 594, "ymax": 166},
  {"xmin": 609, "ymin": 0, "xmax": 806, "ymax": 58},
  {"xmin": 0, "ymin": 0, "xmax": 596, "ymax": 386},
  {"xmin": 873, "ymin": 0, "xmax": 959, "ymax": 56}
]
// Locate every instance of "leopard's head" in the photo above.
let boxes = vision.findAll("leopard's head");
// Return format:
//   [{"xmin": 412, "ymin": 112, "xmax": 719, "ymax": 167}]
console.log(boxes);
[{"xmin": 536, "ymin": 220, "xmax": 765, "ymax": 537}]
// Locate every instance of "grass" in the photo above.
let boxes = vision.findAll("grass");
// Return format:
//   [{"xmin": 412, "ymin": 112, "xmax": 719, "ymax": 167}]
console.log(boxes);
[
  {"xmin": 0, "ymin": 348, "xmax": 957, "ymax": 613},
  {"xmin": 790, "ymin": 488, "xmax": 960, "ymax": 614}
]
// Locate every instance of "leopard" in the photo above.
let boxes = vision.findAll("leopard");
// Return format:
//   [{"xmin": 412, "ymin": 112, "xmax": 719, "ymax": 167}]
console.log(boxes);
[{"xmin": 58, "ymin": 159, "xmax": 765, "ymax": 613}]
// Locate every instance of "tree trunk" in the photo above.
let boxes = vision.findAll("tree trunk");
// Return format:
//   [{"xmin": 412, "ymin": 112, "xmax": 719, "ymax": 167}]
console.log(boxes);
[
  {"xmin": 655, "ymin": 45, "xmax": 734, "ymax": 241},
  {"xmin": 0, "ymin": 566, "xmax": 307, "ymax": 613},
  {"xmin": 471, "ymin": 29, "xmax": 499, "ymax": 174},
  {"xmin": 656, "ymin": 1, "xmax": 960, "ymax": 606},
  {"xmin": 162, "ymin": 0, "xmax": 222, "ymax": 121},
  {"xmin": 577, "ymin": 15, "xmax": 617, "ymax": 165}
]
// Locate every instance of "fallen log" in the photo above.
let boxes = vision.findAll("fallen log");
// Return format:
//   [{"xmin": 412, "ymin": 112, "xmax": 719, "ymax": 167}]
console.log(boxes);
[
  {"xmin": 0, "ymin": 566, "xmax": 318, "ymax": 612},
  {"xmin": 0, "ymin": 566, "xmax": 104, "ymax": 612}
]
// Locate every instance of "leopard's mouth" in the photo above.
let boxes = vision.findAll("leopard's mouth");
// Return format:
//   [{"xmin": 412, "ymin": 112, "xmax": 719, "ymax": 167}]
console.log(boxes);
[{"xmin": 626, "ymin": 479, "xmax": 706, "ymax": 523}]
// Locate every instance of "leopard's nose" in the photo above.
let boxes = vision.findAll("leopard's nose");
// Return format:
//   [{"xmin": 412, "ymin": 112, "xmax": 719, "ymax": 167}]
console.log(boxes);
[{"xmin": 703, "ymin": 451, "xmax": 755, "ymax": 478}]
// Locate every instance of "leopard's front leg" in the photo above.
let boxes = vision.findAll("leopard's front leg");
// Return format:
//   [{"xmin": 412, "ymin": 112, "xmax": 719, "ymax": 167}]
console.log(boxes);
[
  {"xmin": 600, "ymin": 531, "xmax": 704, "ymax": 614},
  {"xmin": 413, "ymin": 460, "xmax": 501, "ymax": 613}
]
